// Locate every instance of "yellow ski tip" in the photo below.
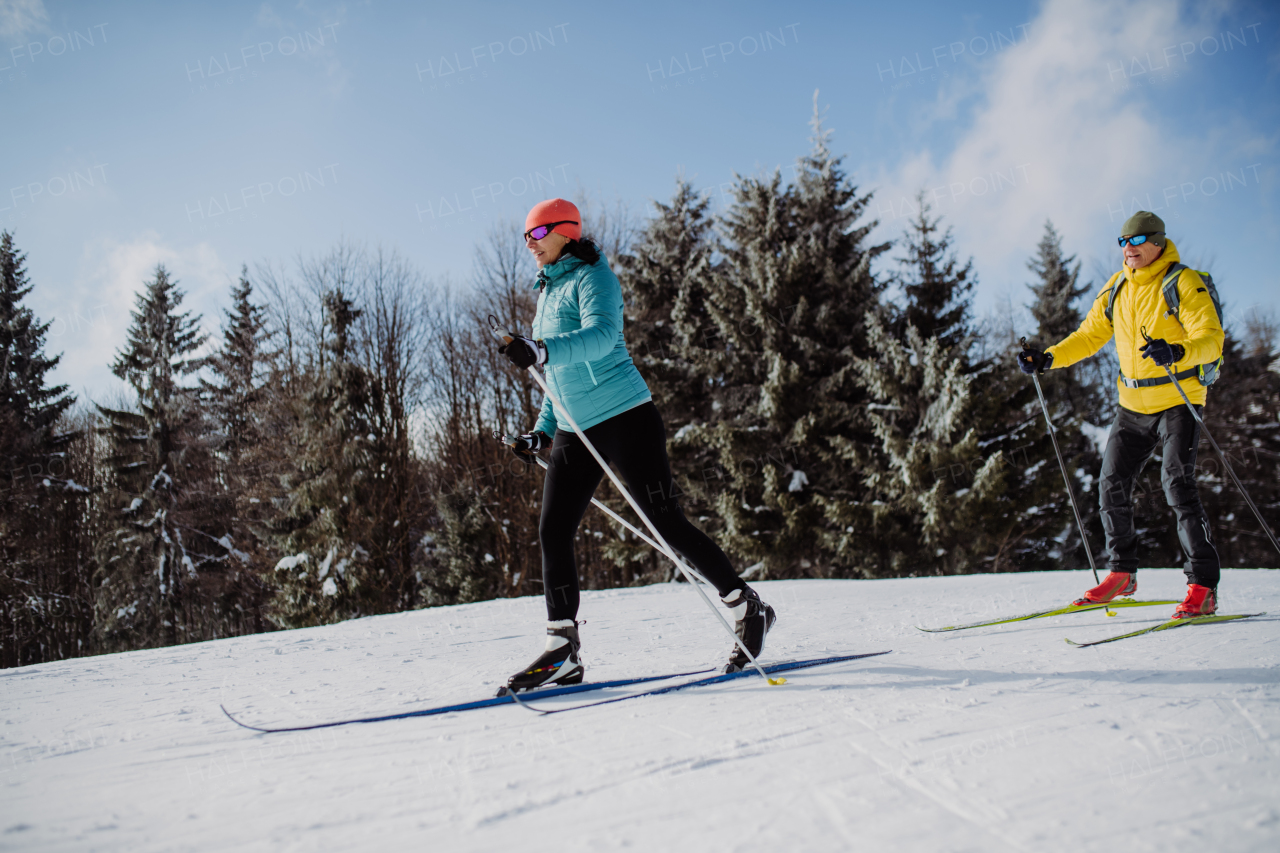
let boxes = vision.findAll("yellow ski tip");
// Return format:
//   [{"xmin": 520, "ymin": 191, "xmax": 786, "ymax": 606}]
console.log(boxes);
[{"xmin": 768, "ymin": 677, "xmax": 787, "ymax": 686}]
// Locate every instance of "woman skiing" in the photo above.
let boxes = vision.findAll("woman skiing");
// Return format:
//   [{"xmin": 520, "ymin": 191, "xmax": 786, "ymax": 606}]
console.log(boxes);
[{"xmin": 496, "ymin": 198, "xmax": 775, "ymax": 694}]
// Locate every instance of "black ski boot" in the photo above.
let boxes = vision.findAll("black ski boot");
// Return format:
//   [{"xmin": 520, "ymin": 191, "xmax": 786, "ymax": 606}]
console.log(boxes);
[
  {"xmin": 721, "ymin": 587, "xmax": 776, "ymax": 673},
  {"xmin": 497, "ymin": 620, "xmax": 583, "ymax": 696}
]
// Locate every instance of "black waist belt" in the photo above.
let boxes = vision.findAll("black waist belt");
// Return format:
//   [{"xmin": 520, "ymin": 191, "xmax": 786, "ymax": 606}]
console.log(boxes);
[{"xmin": 1118, "ymin": 366, "xmax": 1198, "ymax": 389}]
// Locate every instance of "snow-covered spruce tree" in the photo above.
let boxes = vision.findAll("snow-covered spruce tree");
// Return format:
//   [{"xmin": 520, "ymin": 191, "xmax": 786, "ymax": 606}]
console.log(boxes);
[
  {"xmin": 891, "ymin": 192, "xmax": 975, "ymax": 351},
  {"xmin": 850, "ymin": 199, "xmax": 1017, "ymax": 576},
  {"xmin": 93, "ymin": 265, "xmax": 221, "ymax": 651},
  {"xmin": 1026, "ymin": 221, "xmax": 1107, "ymax": 424},
  {"xmin": 204, "ymin": 267, "xmax": 270, "ymax": 462},
  {"xmin": 0, "ymin": 231, "xmax": 83, "ymax": 666},
  {"xmin": 851, "ymin": 316, "xmax": 999, "ymax": 575},
  {"xmin": 1007, "ymin": 221, "xmax": 1108, "ymax": 572},
  {"xmin": 679, "ymin": 97, "xmax": 889, "ymax": 579},
  {"xmin": 610, "ymin": 180, "xmax": 722, "ymax": 579},
  {"xmin": 267, "ymin": 289, "xmax": 381, "ymax": 628},
  {"xmin": 423, "ymin": 485, "xmax": 504, "ymax": 605},
  {"xmin": 850, "ymin": 208, "xmax": 1095, "ymax": 575},
  {"xmin": 617, "ymin": 179, "xmax": 718, "ymax": 429},
  {"xmin": 199, "ymin": 267, "xmax": 274, "ymax": 635}
]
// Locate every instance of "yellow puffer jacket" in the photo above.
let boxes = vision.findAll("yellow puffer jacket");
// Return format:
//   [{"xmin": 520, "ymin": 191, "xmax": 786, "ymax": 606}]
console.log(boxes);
[{"xmin": 1046, "ymin": 240, "xmax": 1223, "ymax": 414}]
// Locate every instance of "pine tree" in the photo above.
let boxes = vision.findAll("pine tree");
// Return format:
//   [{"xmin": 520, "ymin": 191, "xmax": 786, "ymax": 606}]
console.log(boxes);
[
  {"xmin": 612, "ymin": 180, "xmax": 721, "ymax": 579},
  {"xmin": 680, "ymin": 95, "xmax": 889, "ymax": 578},
  {"xmin": 886, "ymin": 222, "xmax": 1108, "ymax": 578},
  {"xmin": 1026, "ymin": 221, "xmax": 1106, "ymax": 421},
  {"xmin": 418, "ymin": 485, "xmax": 504, "ymax": 605},
  {"xmin": 200, "ymin": 267, "xmax": 274, "ymax": 635},
  {"xmin": 1014, "ymin": 221, "xmax": 1107, "ymax": 572},
  {"xmin": 851, "ymin": 315, "xmax": 1005, "ymax": 574},
  {"xmin": 93, "ymin": 265, "xmax": 219, "ymax": 651},
  {"xmin": 892, "ymin": 194, "xmax": 975, "ymax": 351},
  {"xmin": 0, "ymin": 230, "xmax": 73, "ymax": 468},
  {"xmin": 1027, "ymin": 221, "xmax": 1089, "ymax": 343},
  {"xmin": 850, "ymin": 203, "xmax": 1020, "ymax": 576},
  {"xmin": 617, "ymin": 179, "xmax": 718, "ymax": 429},
  {"xmin": 0, "ymin": 231, "xmax": 82, "ymax": 666},
  {"xmin": 268, "ymin": 289, "xmax": 381, "ymax": 628},
  {"xmin": 204, "ymin": 267, "xmax": 270, "ymax": 460}
]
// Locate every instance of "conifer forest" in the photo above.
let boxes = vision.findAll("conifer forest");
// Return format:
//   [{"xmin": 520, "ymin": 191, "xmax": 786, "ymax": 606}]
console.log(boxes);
[{"xmin": 3, "ymin": 114, "xmax": 1278, "ymax": 668}]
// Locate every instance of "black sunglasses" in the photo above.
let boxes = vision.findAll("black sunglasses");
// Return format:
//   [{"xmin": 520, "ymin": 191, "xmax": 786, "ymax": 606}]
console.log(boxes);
[{"xmin": 524, "ymin": 221, "xmax": 578, "ymax": 241}]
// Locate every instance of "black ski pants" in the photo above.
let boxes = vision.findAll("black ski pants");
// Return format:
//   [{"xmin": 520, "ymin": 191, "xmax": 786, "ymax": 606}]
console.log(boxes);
[
  {"xmin": 1099, "ymin": 403, "xmax": 1220, "ymax": 588},
  {"xmin": 539, "ymin": 401, "xmax": 745, "ymax": 621}
]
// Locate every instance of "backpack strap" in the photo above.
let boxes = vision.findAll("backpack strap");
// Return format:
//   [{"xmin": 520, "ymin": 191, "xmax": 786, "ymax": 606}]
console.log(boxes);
[
  {"xmin": 1160, "ymin": 262, "xmax": 1187, "ymax": 326},
  {"xmin": 1103, "ymin": 271, "xmax": 1124, "ymax": 324}
]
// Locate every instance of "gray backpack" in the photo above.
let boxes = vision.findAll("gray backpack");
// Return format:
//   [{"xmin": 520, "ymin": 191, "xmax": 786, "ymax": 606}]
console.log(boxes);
[{"xmin": 1104, "ymin": 262, "xmax": 1225, "ymax": 387}]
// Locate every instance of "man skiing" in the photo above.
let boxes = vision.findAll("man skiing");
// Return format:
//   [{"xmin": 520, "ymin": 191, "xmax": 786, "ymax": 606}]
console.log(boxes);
[
  {"xmin": 1017, "ymin": 211, "xmax": 1224, "ymax": 619},
  {"xmin": 494, "ymin": 198, "xmax": 776, "ymax": 694}
]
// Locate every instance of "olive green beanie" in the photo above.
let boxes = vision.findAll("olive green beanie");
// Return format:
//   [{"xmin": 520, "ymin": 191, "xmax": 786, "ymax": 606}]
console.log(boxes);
[{"xmin": 1120, "ymin": 210, "xmax": 1166, "ymax": 247}]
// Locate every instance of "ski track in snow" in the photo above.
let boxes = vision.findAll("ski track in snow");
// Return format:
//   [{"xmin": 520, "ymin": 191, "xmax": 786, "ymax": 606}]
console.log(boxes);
[{"xmin": 2, "ymin": 569, "xmax": 1278, "ymax": 852}]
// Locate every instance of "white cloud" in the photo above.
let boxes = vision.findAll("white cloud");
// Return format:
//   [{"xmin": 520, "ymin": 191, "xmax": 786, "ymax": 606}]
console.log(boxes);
[
  {"xmin": 870, "ymin": 0, "xmax": 1260, "ymax": 308},
  {"xmin": 0, "ymin": 0, "xmax": 48, "ymax": 39},
  {"xmin": 44, "ymin": 234, "xmax": 229, "ymax": 402}
]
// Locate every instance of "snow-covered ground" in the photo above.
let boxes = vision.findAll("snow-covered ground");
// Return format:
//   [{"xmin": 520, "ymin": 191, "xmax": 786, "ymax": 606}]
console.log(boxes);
[{"xmin": 4, "ymin": 568, "xmax": 1278, "ymax": 853}]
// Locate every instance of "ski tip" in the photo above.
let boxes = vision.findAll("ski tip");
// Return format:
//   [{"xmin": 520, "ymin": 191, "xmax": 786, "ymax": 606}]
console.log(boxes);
[{"xmin": 221, "ymin": 704, "xmax": 269, "ymax": 732}]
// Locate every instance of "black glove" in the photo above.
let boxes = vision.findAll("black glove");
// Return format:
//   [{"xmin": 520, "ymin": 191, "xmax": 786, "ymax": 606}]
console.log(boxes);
[
  {"xmin": 499, "ymin": 335, "xmax": 547, "ymax": 369},
  {"xmin": 508, "ymin": 431, "xmax": 550, "ymax": 465},
  {"xmin": 1140, "ymin": 338, "xmax": 1184, "ymax": 367},
  {"xmin": 1017, "ymin": 346, "xmax": 1053, "ymax": 375}
]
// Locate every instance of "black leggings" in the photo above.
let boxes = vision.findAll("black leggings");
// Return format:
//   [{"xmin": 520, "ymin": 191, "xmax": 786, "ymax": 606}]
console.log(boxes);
[{"xmin": 539, "ymin": 402, "xmax": 745, "ymax": 620}]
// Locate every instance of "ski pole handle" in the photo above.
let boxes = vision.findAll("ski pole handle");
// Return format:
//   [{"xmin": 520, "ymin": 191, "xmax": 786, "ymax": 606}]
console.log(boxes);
[{"xmin": 488, "ymin": 314, "xmax": 515, "ymax": 346}]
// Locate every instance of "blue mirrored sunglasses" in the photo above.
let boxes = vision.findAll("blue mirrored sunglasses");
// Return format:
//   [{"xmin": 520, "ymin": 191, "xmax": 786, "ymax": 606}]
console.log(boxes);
[{"xmin": 1118, "ymin": 233, "xmax": 1161, "ymax": 247}]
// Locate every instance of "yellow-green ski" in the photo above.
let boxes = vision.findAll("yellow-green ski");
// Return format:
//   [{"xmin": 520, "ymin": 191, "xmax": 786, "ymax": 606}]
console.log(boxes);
[
  {"xmin": 1066, "ymin": 612, "xmax": 1266, "ymax": 647},
  {"xmin": 916, "ymin": 598, "xmax": 1178, "ymax": 633}
]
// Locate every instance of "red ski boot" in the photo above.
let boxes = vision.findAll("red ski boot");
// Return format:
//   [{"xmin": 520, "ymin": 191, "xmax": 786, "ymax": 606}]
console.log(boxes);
[
  {"xmin": 1173, "ymin": 584, "xmax": 1216, "ymax": 619},
  {"xmin": 1072, "ymin": 571, "xmax": 1137, "ymax": 607}
]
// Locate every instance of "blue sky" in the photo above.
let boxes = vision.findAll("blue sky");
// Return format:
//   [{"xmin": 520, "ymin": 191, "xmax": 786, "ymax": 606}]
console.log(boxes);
[{"xmin": 3, "ymin": 0, "xmax": 1277, "ymax": 399}]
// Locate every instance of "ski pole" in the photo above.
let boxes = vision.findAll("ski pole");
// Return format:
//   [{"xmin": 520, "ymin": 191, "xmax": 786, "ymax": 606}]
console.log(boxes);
[
  {"xmin": 1140, "ymin": 326, "xmax": 1280, "ymax": 557},
  {"xmin": 1021, "ymin": 338, "xmax": 1107, "ymax": 605},
  {"xmin": 494, "ymin": 432, "xmax": 716, "ymax": 587},
  {"xmin": 489, "ymin": 316, "xmax": 783, "ymax": 685}
]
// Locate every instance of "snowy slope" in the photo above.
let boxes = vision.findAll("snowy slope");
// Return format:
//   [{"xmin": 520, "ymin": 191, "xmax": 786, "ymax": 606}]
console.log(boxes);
[{"xmin": 3, "ymin": 569, "xmax": 1279, "ymax": 853}]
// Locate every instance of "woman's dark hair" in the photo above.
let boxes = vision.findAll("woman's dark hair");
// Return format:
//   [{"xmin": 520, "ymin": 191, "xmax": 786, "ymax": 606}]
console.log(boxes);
[{"xmin": 562, "ymin": 237, "xmax": 601, "ymax": 265}]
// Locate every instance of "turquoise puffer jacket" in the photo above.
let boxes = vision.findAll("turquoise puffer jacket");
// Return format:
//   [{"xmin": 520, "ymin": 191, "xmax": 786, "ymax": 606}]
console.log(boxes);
[{"xmin": 531, "ymin": 252, "xmax": 651, "ymax": 436}]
